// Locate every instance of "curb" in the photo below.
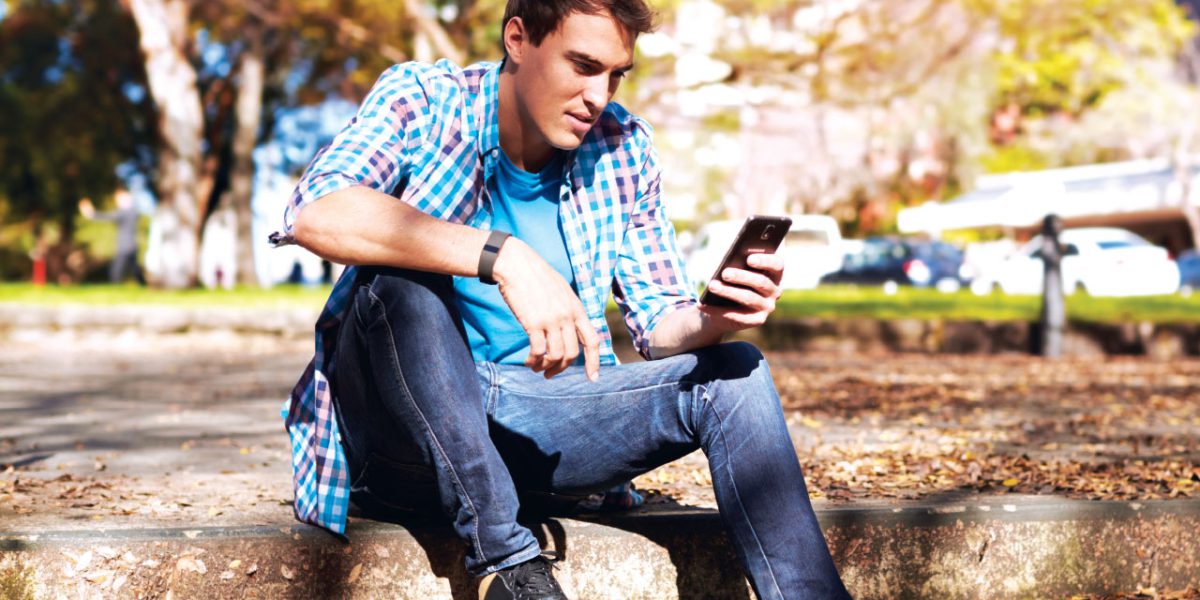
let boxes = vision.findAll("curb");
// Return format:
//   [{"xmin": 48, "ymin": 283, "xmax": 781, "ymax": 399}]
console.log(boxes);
[
  {"xmin": 4, "ymin": 499, "xmax": 1199, "ymax": 599},
  {"xmin": 5, "ymin": 304, "xmax": 1200, "ymax": 357}
]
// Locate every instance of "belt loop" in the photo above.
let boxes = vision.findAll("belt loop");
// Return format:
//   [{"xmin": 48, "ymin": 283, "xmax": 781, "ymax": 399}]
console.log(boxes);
[{"xmin": 484, "ymin": 362, "xmax": 500, "ymax": 415}]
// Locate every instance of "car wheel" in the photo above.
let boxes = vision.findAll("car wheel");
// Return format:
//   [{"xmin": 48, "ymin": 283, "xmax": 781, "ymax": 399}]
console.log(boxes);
[
  {"xmin": 970, "ymin": 279, "xmax": 996, "ymax": 296},
  {"xmin": 935, "ymin": 278, "xmax": 961, "ymax": 293}
]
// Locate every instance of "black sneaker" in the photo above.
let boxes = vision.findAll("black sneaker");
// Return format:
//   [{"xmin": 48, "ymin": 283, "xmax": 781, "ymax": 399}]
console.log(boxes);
[{"xmin": 478, "ymin": 555, "xmax": 569, "ymax": 600}]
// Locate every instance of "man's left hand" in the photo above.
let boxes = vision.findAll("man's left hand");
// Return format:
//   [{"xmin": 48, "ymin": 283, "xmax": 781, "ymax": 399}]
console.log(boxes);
[{"xmin": 699, "ymin": 253, "xmax": 784, "ymax": 331}]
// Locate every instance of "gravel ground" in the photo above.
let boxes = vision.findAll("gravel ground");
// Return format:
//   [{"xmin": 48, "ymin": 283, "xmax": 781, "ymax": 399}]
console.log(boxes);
[{"xmin": 3, "ymin": 332, "xmax": 1198, "ymax": 533}]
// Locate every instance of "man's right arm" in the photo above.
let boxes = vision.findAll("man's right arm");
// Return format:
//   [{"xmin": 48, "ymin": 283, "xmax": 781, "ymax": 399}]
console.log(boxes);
[
  {"xmin": 293, "ymin": 186, "xmax": 489, "ymax": 276},
  {"xmin": 294, "ymin": 185, "xmax": 600, "ymax": 382}
]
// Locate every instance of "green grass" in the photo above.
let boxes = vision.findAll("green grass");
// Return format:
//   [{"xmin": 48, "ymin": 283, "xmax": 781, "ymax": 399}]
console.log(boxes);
[
  {"xmin": 775, "ymin": 286, "xmax": 1200, "ymax": 324},
  {"xmin": 3, "ymin": 282, "xmax": 1199, "ymax": 324}
]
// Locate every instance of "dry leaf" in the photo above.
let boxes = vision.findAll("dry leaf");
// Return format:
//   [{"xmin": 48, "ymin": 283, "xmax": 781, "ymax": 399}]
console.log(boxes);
[{"xmin": 176, "ymin": 557, "xmax": 207, "ymax": 575}]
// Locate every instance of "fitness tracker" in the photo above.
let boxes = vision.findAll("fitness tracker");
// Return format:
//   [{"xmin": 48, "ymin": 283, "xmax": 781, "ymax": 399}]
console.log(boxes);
[{"xmin": 478, "ymin": 230, "xmax": 511, "ymax": 285}]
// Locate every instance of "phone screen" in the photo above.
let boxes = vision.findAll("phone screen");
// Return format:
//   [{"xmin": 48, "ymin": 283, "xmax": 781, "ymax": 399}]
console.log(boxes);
[{"xmin": 699, "ymin": 215, "xmax": 792, "ymax": 308}]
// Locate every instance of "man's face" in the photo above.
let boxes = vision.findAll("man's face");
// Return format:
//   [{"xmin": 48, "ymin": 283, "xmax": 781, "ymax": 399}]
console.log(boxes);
[{"xmin": 508, "ymin": 11, "xmax": 636, "ymax": 151}]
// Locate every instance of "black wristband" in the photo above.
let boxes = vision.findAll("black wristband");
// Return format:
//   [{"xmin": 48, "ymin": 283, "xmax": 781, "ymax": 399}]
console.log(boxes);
[{"xmin": 478, "ymin": 230, "xmax": 511, "ymax": 285}]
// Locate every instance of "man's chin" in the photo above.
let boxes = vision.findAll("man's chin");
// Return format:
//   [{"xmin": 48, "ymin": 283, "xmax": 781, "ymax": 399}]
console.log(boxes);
[{"xmin": 547, "ymin": 133, "xmax": 585, "ymax": 151}]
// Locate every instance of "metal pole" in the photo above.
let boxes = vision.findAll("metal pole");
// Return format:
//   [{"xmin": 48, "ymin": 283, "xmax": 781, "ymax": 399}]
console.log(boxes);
[{"xmin": 1039, "ymin": 214, "xmax": 1065, "ymax": 357}]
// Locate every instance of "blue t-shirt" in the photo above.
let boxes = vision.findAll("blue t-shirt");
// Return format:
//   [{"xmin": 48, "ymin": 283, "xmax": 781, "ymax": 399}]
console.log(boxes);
[{"xmin": 453, "ymin": 150, "xmax": 578, "ymax": 365}]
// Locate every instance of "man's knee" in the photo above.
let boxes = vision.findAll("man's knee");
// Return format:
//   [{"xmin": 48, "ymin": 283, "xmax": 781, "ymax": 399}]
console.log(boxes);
[
  {"xmin": 362, "ymin": 267, "xmax": 455, "ymax": 321},
  {"xmin": 703, "ymin": 341, "xmax": 769, "ymax": 381}
]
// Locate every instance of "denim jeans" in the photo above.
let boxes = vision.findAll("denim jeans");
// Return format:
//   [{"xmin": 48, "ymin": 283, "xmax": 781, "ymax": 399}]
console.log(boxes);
[{"xmin": 332, "ymin": 267, "xmax": 851, "ymax": 599}]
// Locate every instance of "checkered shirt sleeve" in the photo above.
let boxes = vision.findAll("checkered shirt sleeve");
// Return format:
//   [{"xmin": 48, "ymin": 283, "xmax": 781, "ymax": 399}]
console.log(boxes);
[
  {"xmin": 612, "ymin": 138, "xmax": 699, "ymax": 360},
  {"xmin": 281, "ymin": 64, "xmax": 436, "ymax": 237}
]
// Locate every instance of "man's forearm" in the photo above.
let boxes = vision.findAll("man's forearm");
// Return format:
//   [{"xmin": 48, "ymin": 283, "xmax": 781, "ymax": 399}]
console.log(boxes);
[
  {"xmin": 646, "ymin": 305, "xmax": 727, "ymax": 359},
  {"xmin": 293, "ymin": 186, "xmax": 489, "ymax": 276}
]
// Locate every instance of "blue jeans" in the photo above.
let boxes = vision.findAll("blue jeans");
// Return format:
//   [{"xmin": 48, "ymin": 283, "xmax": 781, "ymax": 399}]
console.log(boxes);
[{"xmin": 332, "ymin": 267, "xmax": 850, "ymax": 599}]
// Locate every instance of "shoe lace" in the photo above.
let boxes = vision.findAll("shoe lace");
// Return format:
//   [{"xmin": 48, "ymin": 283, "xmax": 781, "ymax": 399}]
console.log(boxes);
[{"xmin": 512, "ymin": 555, "xmax": 562, "ymax": 597}]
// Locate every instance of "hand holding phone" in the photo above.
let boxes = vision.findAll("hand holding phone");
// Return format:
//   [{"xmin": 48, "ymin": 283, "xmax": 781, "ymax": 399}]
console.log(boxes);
[{"xmin": 699, "ymin": 215, "xmax": 791, "ymax": 308}]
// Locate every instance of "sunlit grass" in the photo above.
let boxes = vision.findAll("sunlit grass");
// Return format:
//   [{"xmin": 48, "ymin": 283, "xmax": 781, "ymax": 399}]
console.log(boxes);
[
  {"xmin": 775, "ymin": 285, "xmax": 1200, "ymax": 324},
  {"xmin": 2, "ymin": 282, "xmax": 1198, "ymax": 324}
]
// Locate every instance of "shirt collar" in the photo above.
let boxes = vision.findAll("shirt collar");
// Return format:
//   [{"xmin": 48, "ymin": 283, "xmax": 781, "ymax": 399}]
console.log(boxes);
[
  {"xmin": 478, "ymin": 60, "xmax": 503, "ymax": 159},
  {"xmin": 476, "ymin": 59, "xmax": 577, "ymax": 186}
]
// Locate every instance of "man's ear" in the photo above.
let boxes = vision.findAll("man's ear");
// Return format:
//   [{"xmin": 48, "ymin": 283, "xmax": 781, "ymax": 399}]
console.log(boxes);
[{"xmin": 503, "ymin": 17, "xmax": 527, "ymax": 64}]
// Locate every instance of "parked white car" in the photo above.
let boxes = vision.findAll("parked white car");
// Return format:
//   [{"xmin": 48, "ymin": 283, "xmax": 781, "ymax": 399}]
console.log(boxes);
[
  {"xmin": 686, "ymin": 215, "xmax": 844, "ymax": 290},
  {"xmin": 970, "ymin": 227, "xmax": 1180, "ymax": 297}
]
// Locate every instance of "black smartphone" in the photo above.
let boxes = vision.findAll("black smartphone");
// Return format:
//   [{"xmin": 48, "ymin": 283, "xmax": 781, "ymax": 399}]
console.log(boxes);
[{"xmin": 699, "ymin": 215, "xmax": 792, "ymax": 308}]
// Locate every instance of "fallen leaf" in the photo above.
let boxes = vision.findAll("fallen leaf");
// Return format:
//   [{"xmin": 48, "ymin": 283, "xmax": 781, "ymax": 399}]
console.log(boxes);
[
  {"xmin": 347, "ymin": 563, "xmax": 363, "ymax": 584},
  {"xmin": 280, "ymin": 564, "xmax": 295, "ymax": 580},
  {"xmin": 176, "ymin": 557, "xmax": 207, "ymax": 575}
]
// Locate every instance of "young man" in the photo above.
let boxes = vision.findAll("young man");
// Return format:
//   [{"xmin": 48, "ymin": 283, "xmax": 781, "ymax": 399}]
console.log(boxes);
[{"xmin": 273, "ymin": 1, "xmax": 851, "ymax": 598}]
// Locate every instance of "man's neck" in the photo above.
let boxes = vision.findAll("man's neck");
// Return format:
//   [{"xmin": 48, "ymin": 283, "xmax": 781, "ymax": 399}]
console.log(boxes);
[{"xmin": 497, "ymin": 66, "xmax": 556, "ymax": 173}]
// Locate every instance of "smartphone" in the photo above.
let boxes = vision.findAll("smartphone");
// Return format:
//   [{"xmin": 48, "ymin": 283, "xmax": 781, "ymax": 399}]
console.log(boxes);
[{"xmin": 699, "ymin": 215, "xmax": 792, "ymax": 308}]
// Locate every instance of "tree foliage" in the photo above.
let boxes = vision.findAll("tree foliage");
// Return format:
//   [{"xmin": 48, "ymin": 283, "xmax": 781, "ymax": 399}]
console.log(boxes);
[{"xmin": 0, "ymin": 0, "xmax": 155, "ymax": 236}]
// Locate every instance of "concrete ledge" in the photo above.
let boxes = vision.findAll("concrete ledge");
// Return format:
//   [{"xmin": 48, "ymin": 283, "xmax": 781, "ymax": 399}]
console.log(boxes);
[
  {"xmin": 4, "ymin": 499, "xmax": 1198, "ymax": 599},
  {"xmin": 0, "ymin": 304, "xmax": 317, "ymax": 338},
  {"xmin": 5, "ymin": 304, "xmax": 1199, "ymax": 357}
]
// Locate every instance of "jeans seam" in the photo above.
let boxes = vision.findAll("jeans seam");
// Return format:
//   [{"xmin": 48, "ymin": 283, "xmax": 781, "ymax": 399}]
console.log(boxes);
[
  {"xmin": 371, "ymin": 287, "xmax": 490, "ymax": 565},
  {"xmin": 700, "ymin": 388, "xmax": 785, "ymax": 599},
  {"xmin": 485, "ymin": 363, "xmax": 499, "ymax": 416},
  {"xmin": 500, "ymin": 380, "xmax": 680, "ymax": 401}
]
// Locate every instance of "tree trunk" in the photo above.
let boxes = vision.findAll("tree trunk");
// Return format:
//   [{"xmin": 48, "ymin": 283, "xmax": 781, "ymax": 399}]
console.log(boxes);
[
  {"xmin": 231, "ymin": 37, "xmax": 265, "ymax": 286},
  {"xmin": 402, "ymin": 0, "xmax": 463, "ymax": 65},
  {"xmin": 128, "ymin": 0, "xmax": 204, "ymax": 289}
]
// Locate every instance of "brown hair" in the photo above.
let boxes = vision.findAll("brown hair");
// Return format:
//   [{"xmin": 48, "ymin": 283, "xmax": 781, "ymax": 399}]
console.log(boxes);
[{"xmin": 502, "ymin": 0, "xmax": 657, "ymax": 48}]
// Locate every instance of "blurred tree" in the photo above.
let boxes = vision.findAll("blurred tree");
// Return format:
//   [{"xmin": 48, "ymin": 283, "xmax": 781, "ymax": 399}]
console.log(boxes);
[
  {"xmin": 0, "ymin": 0, "xmax": 156, "ymax": 283},
  {"xmin": 124, "ymin": 0, "xmax": 486, "ymax": 288},
  {"xmin": 650, "ymin": 0, "xmax": 1196, "ymax": 231}
]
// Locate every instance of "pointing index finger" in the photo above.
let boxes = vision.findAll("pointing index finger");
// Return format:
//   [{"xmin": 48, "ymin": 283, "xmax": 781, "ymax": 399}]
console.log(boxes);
[{"xmin": 576, "ymin": 314, "xmax": 601, "ymax": 382}]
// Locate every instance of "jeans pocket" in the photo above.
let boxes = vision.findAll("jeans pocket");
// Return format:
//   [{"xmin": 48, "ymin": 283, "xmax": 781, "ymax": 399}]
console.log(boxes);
[{"xmin": 352, "ymin": 452, "xmax": 442, "ymax": 517}]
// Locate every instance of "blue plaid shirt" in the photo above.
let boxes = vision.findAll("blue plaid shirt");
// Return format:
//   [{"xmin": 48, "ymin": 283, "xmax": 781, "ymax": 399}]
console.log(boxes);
[{"xmin": 273, "ymin": 59, "xmax": 697, "ymax": 535}]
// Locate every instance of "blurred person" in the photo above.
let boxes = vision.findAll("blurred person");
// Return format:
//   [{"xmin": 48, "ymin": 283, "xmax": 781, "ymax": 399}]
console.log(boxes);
[
  {"xmin": 78, "ymin": 189, "xmax": 142, "ymax": 284},
  {"xmin": 271, "ymin": 1, "xmax": 850, "ymax": 598}
]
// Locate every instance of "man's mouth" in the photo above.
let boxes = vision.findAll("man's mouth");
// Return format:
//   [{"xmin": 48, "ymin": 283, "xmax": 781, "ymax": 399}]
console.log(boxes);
[{"xmin": 567, "ymin": 112, "xmax": 596, "ymax": 128}]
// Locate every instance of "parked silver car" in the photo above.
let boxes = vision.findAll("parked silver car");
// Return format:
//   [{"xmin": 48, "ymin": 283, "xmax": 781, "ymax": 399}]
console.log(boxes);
[{"xmin": 970, "ymin": 227, "xmax": 1179, "ymax": 297}]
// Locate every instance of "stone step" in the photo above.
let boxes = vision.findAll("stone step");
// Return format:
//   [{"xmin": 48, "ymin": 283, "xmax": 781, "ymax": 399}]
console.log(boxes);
[
  {"xmin": 3, "ymin": 498, "xmax": 1198, "ymax": 599},
  {"xmin": 5, "ymin": 303, "xmax": 1199, "ymax": 358}
]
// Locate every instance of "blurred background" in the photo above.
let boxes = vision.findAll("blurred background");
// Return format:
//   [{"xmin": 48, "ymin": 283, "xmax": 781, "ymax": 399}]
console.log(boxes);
[{"xmin": 1, "ymin": 0, "xmax": 1199, "ymax": 303}]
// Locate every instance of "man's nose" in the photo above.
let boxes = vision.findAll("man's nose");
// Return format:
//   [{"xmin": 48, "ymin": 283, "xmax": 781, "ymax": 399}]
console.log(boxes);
[{"xmin": 582, "ymin": 74, "xmax": 609, "ymax": 111}]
